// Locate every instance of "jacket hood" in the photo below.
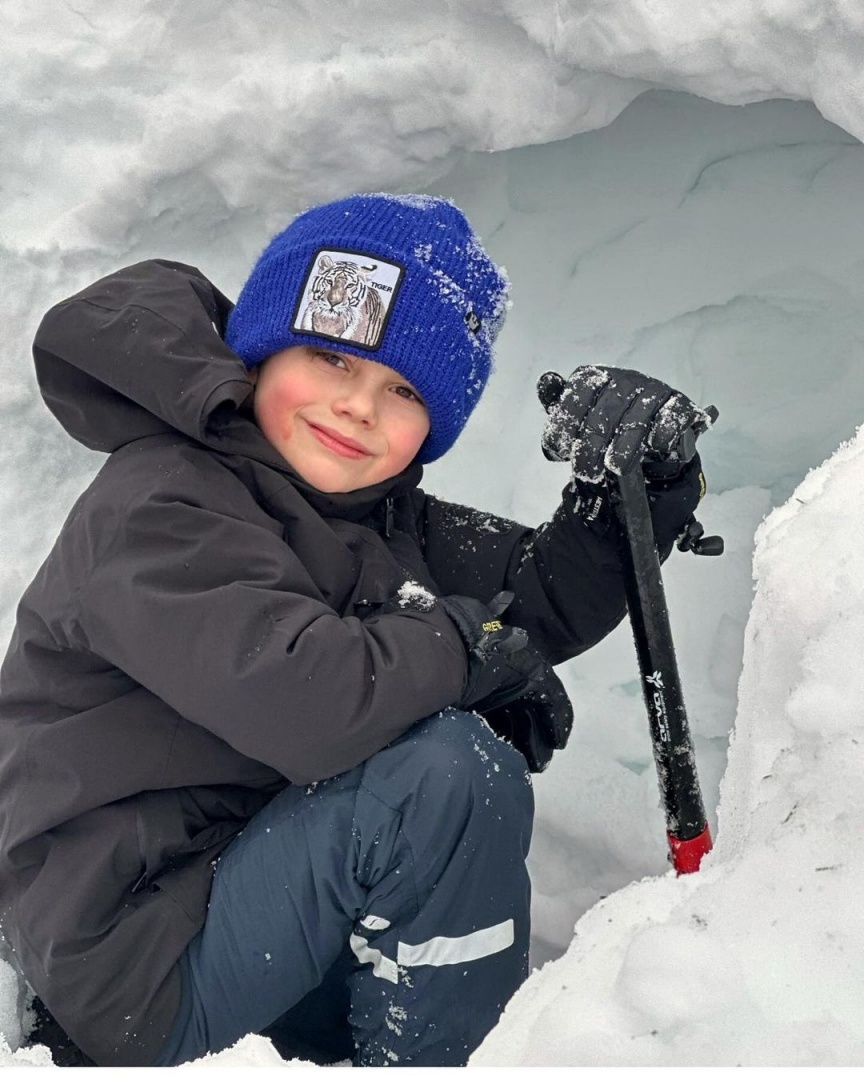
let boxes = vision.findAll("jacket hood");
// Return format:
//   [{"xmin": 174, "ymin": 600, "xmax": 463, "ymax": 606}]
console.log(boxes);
[
  {"xmin": 32, "ymin": 260, "xmax": 423, "ymax": 519},
  {"xmin": 34, "ymin": 260, "xmax": 254, "ymax": 454}
]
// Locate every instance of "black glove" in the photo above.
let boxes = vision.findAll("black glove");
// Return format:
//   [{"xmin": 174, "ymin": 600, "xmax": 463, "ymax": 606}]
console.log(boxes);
[
  {"xmin": 438, "ymin": 592, "xmax": 574, "ymax": 767},
  {"xmin": 538, "ymin": 366, "xmax": 714, "ymax": 541},
  {"xmin": 644, "ymin": 453, "xmax": 706, "ymax": 550},
  {"xmin": 537, "ymin": 365, "xmax": 715, "ymax": 480},
  {"xmin": 482, "ymin": 681, "xmax": 574, "ymax": 773}
]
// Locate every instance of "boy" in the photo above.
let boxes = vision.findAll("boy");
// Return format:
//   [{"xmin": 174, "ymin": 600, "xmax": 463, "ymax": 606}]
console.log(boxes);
[{"xmin": 0, "ymin": 193, "xmax": 708, "ymax": 1066}]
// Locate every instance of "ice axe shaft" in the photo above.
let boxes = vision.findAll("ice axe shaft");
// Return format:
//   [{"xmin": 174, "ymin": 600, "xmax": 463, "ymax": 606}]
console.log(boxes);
[{"xmin": 612, "ymin": 466, "xmax": 712, "ymax": 874}]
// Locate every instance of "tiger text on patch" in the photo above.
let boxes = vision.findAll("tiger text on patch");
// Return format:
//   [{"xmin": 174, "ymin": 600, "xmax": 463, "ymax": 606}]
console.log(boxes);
[{"xmin": 293, "ymin": 249, "xmax": 405, "ymax": 351}]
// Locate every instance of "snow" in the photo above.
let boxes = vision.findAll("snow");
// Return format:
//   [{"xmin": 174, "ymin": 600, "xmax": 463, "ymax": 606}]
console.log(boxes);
[
  {"xmin": 477, "ymin": 428, "xmax": 864, "ymax": 1065},
  {"xmin": 177, "ymin": 1033, "xmax": 305, "ymax": 1068},
  {"xmin": 3, "ymin": 0, "xmax": 864, "ymax": 1069},
  {"xmin": 395, "ymin": 581, "xmax": 437, "ymax": 612}
]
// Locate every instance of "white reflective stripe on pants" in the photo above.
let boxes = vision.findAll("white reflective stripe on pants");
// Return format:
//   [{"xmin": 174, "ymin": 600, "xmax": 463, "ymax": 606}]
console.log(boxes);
[
  {"xmin": 350, "ymin": 918, "xmax": 514, "ymax": 982},
  {"xmin": 349, "ymin": 934, "xmax": 399, "ymax": 984}
]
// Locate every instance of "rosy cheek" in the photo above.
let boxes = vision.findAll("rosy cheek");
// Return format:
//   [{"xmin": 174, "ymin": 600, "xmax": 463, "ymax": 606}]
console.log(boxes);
[
  {"xmin": 395, "ymin": 421, "xmax": 428, "ymax": 463},
  {"xmin": 264, "ymin": 383, "xmax": 300, "ymax": 421},
  {"xmin": 256, "ymin": 393, "xmax": 288, "ymax": 439}
]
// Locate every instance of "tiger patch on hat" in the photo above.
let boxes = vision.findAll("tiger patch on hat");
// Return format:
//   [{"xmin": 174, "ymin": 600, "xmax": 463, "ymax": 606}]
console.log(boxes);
[{"xmin": 292, "ymin": 249, "xmax": 405, "ymax": 350}]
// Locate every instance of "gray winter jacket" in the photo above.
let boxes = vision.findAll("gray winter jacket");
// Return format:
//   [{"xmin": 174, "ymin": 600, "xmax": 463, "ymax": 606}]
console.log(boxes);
[{"xmin": 0, "ymin": 261, "xmax": 653, "ymax": 1065}]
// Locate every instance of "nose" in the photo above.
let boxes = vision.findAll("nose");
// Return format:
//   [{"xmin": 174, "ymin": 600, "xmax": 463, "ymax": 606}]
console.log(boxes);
[{"xmin": 332, "ymin": 374, "xmax": 378, "ymax": 426}]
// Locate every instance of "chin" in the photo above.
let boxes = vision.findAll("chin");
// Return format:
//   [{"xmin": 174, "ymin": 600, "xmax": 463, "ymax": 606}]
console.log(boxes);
[
  {"xmin": 294, "ymin": 463, "xmax": 367, "ymax": 494},
  {"xmin": 312, "ymin": 478, "xmax": 357, "ymax": 494}
]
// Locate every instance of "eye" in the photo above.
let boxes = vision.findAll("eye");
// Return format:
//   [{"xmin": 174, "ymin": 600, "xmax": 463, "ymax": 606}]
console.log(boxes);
[
  {"xmin": 392, "ymin": 383, "xmax": 426, "ymax": 407},
  {"xmin": 314, "ymin": 349, "xmax": 349, "ymax": 369}
]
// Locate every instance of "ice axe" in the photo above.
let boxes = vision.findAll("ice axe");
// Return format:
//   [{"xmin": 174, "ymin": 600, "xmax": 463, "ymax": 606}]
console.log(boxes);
[{"xmin": 611, "ymin": 414, "xmax": 722, "ymax": 875}]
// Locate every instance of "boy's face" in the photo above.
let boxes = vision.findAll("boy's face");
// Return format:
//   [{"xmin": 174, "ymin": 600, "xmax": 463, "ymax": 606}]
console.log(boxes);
[{"xmin": 252, "ymin": 346, "xmax": 431, "ymax": 492}]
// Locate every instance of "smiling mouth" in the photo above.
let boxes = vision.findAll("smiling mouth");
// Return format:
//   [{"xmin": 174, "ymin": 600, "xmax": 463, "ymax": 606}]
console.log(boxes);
[{"xmin": 306, "ymin": 421, "xmax": 372, "ymax": 460}]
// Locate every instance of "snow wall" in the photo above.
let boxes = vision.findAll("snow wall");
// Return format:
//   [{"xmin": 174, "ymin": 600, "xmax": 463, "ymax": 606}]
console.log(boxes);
[{"xmin": 3, "ymin": 0, "xmax": 864, "ymax": 1066}]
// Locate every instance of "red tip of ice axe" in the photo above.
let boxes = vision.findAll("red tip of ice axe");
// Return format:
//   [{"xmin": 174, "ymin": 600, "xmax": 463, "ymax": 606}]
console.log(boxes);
[{"xmin": 668, "ymin": 826, "xmax": 713, "ymax": 875}]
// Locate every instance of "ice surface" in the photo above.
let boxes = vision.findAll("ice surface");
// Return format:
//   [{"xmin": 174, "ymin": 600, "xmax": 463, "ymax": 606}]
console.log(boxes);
[{"xmin": 3, "ymin": 0, "xmax": 864, "ymax": 1068}]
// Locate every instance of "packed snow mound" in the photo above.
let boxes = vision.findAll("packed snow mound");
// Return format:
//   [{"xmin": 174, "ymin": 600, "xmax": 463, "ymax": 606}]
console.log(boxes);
[
  {"xmin": 5, "ymin": 0, "xmax": 864, "ymax": 253},
  {"xmin": 473, "ymin": 426, "xmax": 864, "ymax": 1067},
  {"xmin": 176, "ymin": 1033, "xmax": 309, "ymax": 1068}
]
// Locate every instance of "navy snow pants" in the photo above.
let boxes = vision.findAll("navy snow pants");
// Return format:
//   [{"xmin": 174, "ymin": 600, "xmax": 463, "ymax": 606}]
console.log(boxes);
[{"xmin": 154, "ymin": 709, "xmax": 534, "ymax": 1067}]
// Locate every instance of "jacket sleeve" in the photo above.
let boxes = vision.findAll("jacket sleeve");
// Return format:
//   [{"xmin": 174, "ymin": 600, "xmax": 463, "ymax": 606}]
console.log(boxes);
[
  {"xmin": 74, "ymin": 468, "xmax": 467, "ymax": 786},
  {"xmin": 415, "ymin": 457, "xmax": 703, "ymax": 667}
]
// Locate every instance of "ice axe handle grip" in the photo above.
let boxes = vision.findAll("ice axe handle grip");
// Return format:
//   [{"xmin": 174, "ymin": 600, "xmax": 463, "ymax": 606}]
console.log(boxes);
[{"xmin": 612, "ymin": 465, "xmax": 713, "ymax": 874}]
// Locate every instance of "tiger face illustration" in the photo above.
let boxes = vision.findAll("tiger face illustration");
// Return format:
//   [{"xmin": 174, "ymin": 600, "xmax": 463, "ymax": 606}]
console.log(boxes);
[{"xmin": 298, "ymin": 254, "xmax": 386, "ymax": 347}]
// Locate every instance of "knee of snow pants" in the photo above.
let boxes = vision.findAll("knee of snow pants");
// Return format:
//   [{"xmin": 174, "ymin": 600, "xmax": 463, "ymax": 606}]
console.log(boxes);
[{"xmin": 154, "ymin": 708, "xmax": 534, "ymax": 1067}]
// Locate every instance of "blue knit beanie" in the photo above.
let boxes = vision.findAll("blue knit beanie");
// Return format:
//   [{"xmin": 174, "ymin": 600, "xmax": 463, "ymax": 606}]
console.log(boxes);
[{"xmin": 225, "ymin": 193, "xmax": 510, "ymax": 463}]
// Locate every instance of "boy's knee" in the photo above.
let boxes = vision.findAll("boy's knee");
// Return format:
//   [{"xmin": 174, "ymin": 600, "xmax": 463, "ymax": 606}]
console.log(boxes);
[
  {"xmin": 414, "ymin": 708, "xmax": 529, "ymax": 793},
  {"xmin": 357, "ymin": 708, "xmax": 533, "ymax": 902},
  {"xmin": 363, "ymin": 708, "xmax": 531, "ymax": 823}
]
